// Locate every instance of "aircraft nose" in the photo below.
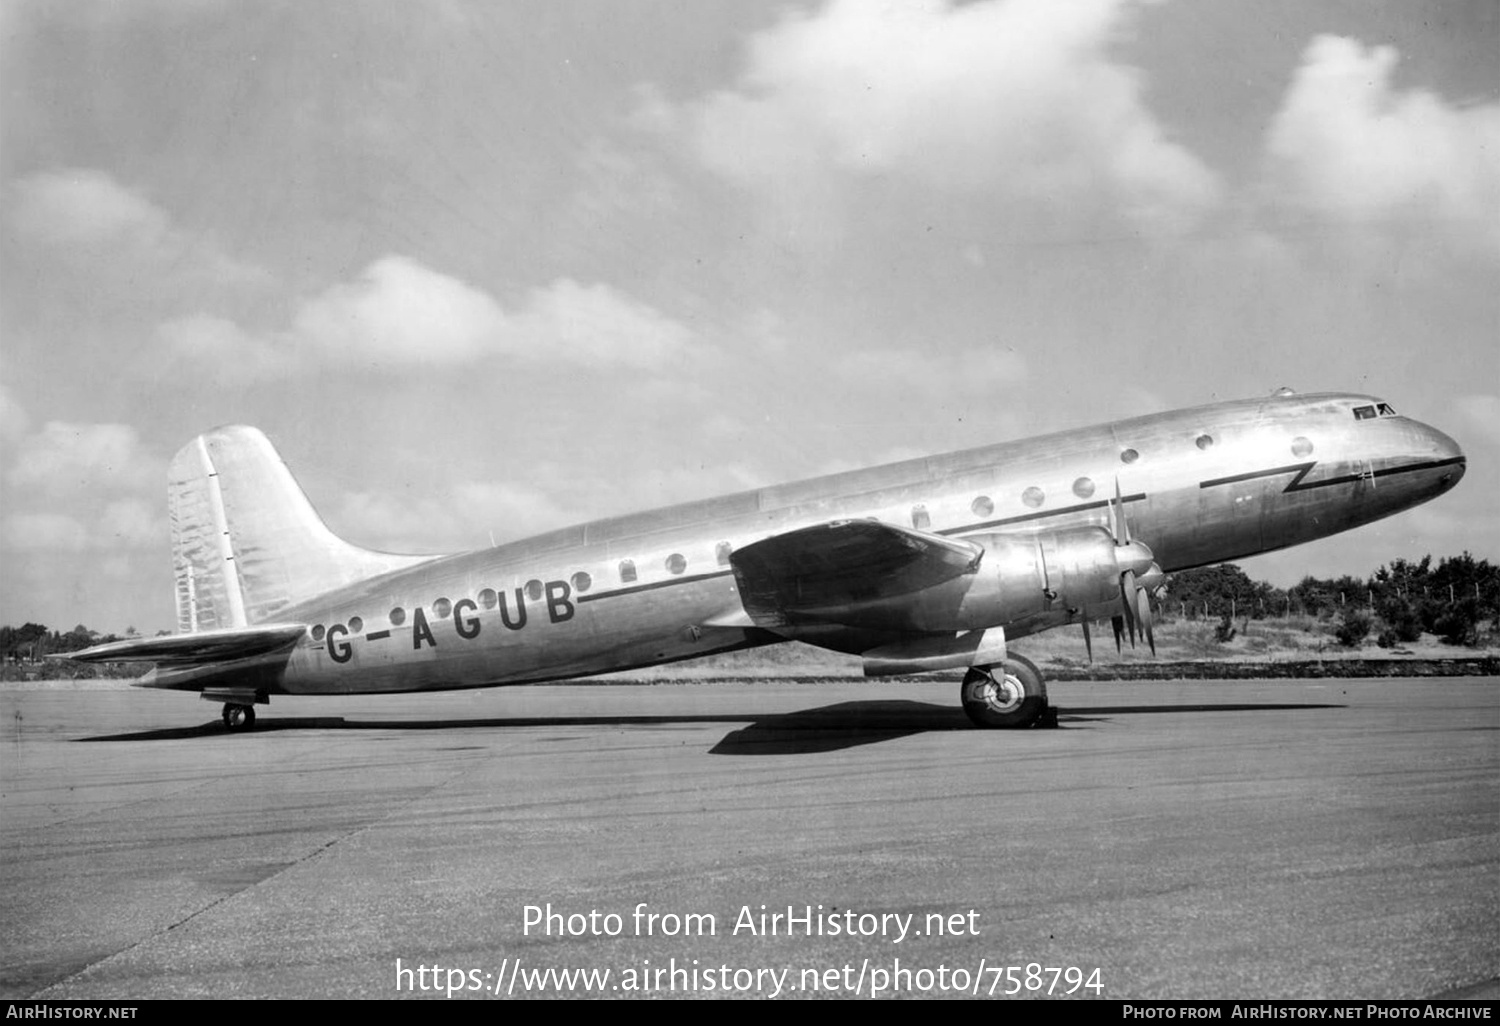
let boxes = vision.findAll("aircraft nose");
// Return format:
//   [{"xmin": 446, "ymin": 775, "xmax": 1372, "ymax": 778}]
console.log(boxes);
[{"xmin": 1420, "ymin": 421, "xmax": 1465, "ymax": 489}]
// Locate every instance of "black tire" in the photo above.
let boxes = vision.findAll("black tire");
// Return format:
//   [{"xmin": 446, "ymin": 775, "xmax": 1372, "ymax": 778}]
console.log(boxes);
[
  {"xmin": 961, "ymin": 654, "xmax": 1047, "ymax": 728},
  {"xmin": 222, "ymin": 704, "xmax": 256, "ymax": 731}
]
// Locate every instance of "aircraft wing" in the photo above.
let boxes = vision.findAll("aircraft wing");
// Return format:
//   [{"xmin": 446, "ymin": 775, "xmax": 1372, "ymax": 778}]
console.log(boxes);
[
  {"xmin": 62, "ymin": 623, "xmax": 308, "ymax": 668},
  {"xmin": 729, "ymin": 519, "xmax": 982, "ymax": 629}
]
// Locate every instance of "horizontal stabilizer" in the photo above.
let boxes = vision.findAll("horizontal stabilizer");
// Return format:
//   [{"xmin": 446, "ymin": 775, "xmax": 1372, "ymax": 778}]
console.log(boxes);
[
  {"xmin": 730, "ymin": 519, "xmax": 982, "ymax": 629},
  {"xmin": 62, "ymin": 624, "xmax": 307, "ymax": 667}
]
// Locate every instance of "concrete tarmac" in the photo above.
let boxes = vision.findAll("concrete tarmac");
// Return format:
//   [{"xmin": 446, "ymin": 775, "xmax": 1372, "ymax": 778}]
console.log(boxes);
[{"xmin": 2, "ymin": 678, "xmax": 1496, "ymax": 1000}]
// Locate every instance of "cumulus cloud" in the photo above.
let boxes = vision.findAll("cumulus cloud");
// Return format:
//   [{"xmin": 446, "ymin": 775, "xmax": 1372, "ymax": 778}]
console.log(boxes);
[
  {"xmin": 163, "ymin": 256, "xmax": 698, "ymax": 379},
  {"xmin": 1263, "ymin": 35, "xmax": 1500, "ymax": 253},
  {"xmin": 156, "ymin": 314, "xmax": 289, "ymax": 383},
  {"xmin": 289, "ymin": 255, "xmax": 506, "ymax": 368},
  {"xmin": 9, "ymin": 167, "xmax": 269, "ymax": 283},
  {"xmin": 10, "ymin": 168, "xmax": 168, "ymax": 249},
  {"xmin": 505, "ymin": 279, "xmax": 693, "ymax": 370},
  {"xmin": 681, "ymin": 0, "xmax": 1220, "ymax": 231},
  {"xmin": 7, "ymin": 421, "xmax": 156, "ymax": 495},
  {"xmin": 2, "ymin": 421, "xmax": 163, "ymax": 555}
]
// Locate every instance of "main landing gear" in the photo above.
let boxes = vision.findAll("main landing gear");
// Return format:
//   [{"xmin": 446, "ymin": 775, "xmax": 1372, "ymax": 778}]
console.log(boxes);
[
  {"xmin": 221, "ymin": 703, "xmax": 257, "ymax": 731},
  {"xmin": 204, "ymin": 689, "xmax": 264, "ymax": 731},
  {"xmin": 960, "ymin": 654, "xmax": 1057, "ymax": 729}
]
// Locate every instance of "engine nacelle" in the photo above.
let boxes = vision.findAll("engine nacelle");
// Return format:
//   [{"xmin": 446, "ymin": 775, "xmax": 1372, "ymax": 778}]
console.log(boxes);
[
  {"xmin": 948, "ymin": 526, "xmax": 1141, "ymax": 630},
  {"xmin": 753, "ymin": 525, "xmax": 1156, "ymax": 635}
]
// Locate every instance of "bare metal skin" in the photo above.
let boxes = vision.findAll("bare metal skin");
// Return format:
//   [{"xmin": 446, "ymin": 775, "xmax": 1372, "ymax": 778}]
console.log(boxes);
[{"xmin": 70, "ymin": 390, "xmax": 1465, "ymax": 730}]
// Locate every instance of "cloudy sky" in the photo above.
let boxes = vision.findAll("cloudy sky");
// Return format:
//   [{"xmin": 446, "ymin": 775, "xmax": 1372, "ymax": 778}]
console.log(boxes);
[{"xmin": 2, "ymin": 0, "xmax": 1497, "ymax": 634}]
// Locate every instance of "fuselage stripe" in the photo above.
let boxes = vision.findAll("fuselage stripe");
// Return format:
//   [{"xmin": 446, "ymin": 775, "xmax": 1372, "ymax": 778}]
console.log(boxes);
[
  {"xmin": 1198, "ymin": 462, "xmax": 1315, "ymax": 490},
  {"xmin": 937, "ymin": 492, "xmax": 1147, "ymax": 535},
  {"xmin": 577, "ymin": 570, "xmax": 735, "ymax": 604},
  {"xmin": 1199, "ymin": 456, "xmax": 1464, "ymax": 493},
  {"xmin": 1288, "ymin": 456, "xmax": 1465, "ymax": 492}
]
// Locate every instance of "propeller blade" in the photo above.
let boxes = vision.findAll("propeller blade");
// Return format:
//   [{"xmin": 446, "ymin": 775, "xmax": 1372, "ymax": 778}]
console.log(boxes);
[
  {"xmin": 1137, "ymin": 586, "xmax": 1156, "ymax": 656},
  {"xmin": 1112, "ymin": 476, "xmax": 1131, "ymax": 545},
  {"xmin": 1111, "ymin": 615, "xmax": 1124, "ymax": 654},
  {"xmin": 1081, "ymin": 618, "xmax": 1093, "ymax": 663},
  {"xmin": 1121, "ymin": 568, "xmax": 1138, "ymax": 647}
]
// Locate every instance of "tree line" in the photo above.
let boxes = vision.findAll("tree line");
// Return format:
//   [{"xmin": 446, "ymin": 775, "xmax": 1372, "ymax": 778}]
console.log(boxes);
[
  {"xmin": 1, "ymin": 623, "xmax": 162, "ymax": 662},
  {"xmin": 1164, "ymin": 552, "xmax": 1498, "ymax": 647}
]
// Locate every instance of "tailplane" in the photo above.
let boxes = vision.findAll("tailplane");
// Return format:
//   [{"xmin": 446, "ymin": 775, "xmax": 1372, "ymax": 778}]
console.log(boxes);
[{"xmin": 170, "ymin": 426, "xmax": 436, "ymax": 630}]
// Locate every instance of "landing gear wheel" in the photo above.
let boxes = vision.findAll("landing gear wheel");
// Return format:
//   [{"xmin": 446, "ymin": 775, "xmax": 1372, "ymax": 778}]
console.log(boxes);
[
  {"xmin": 221, "ymin": 704, "xmax": 256, "ymax": 731},
  {"xmin": 961, "ymin": 655, "xmax": 1049, "ymax": 729}
]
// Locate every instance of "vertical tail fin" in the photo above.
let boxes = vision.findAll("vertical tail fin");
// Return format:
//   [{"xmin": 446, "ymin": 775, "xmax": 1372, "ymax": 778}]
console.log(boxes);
[{"xmin": 170, "ymin": 426, "xmax": 436, "ymax": 631}]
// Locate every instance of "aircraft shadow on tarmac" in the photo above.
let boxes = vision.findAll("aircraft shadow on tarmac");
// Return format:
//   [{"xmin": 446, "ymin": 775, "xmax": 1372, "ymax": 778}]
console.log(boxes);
[{"xmin": 76, "ymin": 699, "xmax": 1345, "ymax": 754}]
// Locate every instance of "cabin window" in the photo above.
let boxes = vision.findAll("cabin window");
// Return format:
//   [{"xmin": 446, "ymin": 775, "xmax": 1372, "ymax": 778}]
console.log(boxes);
[
  {"xmin": 1022, "ymin": 486, "xmax": 1045, "ymax": 509},
  {"xmin": 1353, "ymin": 405, "xmax": 1377, "ymax": 420},
  {"xmin": 348, "ymin": 616, "xmax": 364, "ymax": 634},
  {"xmin": 1073, "ymin": 477, "xmax": 1095, "ymax": 499},
  {"xmin": 716, "ymin": 542, "xmax": 733, "ymax": 566},
  {"xmin": 619, "ymin": 559, "xmax": 637, "ymax": 583},
  {"xmin": 571, "ymin": 571, "xmax": 592, "ymax": 593},
  {"xmin": 1195, "ymin": 434, "xmax": 1214, "ymax": 450},
  {"xmin": 525, "ymin": 579, "xmax": 544, "ymax": 601},
  {"xmin": 1120, "ymin": 448, "xmax": 1139, "ymax": 464},
  {"xmin": 971, "ymin": 495, "xmax": 993, "ymax": 517},
  {"xmin": 666, "ymin": 553, "xmax": 687, "ymax": 575},
  {"xmin": 1291, "ymin": 436, "xmax": 1314, "ymax": 457},
  {"xmin": 911, "ymin": 505, "xmax": 931, "ymax": 529},
  {"xmin": 311, "ymin": 625, "xmax": 326, "ymax": 642},
  {"xmin": 478, "ymin": 589, "xmax": 497, "ymax": 609},
  {"xmin": 431, "ymin": 598, "xmax": 451, "ymax": 618},
  {"xmin": 390, "ymin": 607, "xmax": 406, "ymax": 626}
]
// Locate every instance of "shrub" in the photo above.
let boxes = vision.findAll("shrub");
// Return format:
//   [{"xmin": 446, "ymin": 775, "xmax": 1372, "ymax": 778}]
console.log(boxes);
[
  {"xmin": 1377, "ymin": 595, "xmax": 1423, "ymax": 644},
  {"xmin": 1335, "ymin": 610, "xmax": 1371, "ymax": 648},
  {"xmin": 1213, "ymin": 614, "xmax": 1236, "ymax": 644},
  {"xmin": 1433, "ymin": 598, "xmax": 1481, "ymax": 647}
]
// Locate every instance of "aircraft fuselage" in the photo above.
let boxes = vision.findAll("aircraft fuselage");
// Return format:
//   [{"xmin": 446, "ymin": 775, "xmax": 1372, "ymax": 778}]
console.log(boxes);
[{"xmin": 229, "ymin": 391, "xmax": 1462, "ymax": 696}]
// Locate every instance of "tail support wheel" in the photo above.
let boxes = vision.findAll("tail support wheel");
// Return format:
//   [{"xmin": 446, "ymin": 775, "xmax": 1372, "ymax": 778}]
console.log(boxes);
[
  {"xmin": 222, "ymin": 703, "xmax": 257, "ymax": 731},
  {"xmin": 961, "ymin": 654, "xmax": 1050, "ymax": 729}
]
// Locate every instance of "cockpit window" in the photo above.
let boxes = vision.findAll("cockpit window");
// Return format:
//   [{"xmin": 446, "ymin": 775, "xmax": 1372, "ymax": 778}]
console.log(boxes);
[
  {"xmin": 1377, "ymin": 403, "xmax": 1396, "ymax": 416},
  {"xmin": 1353, "ymin": 405, "xmax": 1377, "ymax": 421}
]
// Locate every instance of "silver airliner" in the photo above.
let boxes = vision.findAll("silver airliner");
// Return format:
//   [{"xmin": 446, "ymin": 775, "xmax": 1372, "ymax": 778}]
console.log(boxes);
[{"xmin": 70, "ymin": 389, "xmax": 1465, "ymax": 730}]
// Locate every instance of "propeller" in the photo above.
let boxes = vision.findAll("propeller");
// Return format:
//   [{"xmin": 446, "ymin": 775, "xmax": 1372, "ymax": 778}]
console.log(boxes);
[
  {"xmin": 1078, "ymin": 477, "xmax": 1163, "ymax": 660},
  {"xmin": 1121, "ymin": 567, "xmax": 1140, "ymax": 647},
  {"xmin": 1136, "ymin": 576, "xmax": 1156, "ymax": 655},
  {"xmin": 1108, "ymin": 477, "xmax": 1161, "ymax": 657}
]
